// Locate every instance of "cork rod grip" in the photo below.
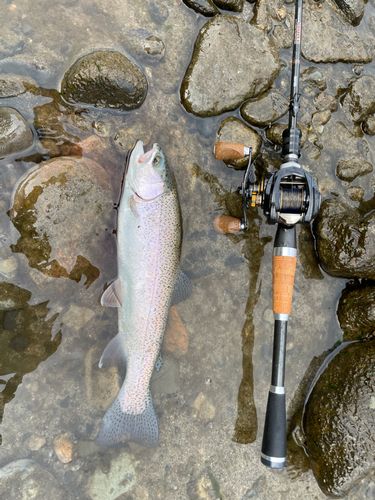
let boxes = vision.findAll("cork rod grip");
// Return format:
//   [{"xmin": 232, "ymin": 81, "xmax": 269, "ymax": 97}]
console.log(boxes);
[
  {"xmin": 214, "ymin": 215, "xmax": 241, "ymax": 234},
  {"xmin": 214, "ymin": 142, "xmax": 245, "ymax": 160},
  {"xmin": 273, "ymin": 256, "xmax": 297, "ymax": 315}
]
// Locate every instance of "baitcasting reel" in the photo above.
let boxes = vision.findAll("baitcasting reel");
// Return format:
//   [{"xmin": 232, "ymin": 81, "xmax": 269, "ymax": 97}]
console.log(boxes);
[{"xmin": 214, "ymin": 141, "xmax": 320, "ymax": 232}]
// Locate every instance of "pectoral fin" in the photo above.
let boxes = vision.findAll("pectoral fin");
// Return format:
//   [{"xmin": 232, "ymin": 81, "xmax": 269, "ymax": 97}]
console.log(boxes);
[
  {"xmin": 101, "ymin": 279, "xmax": 122, "ymax": 307},
  {"xmin": 171, "ymin": 270, "xmax": 192, "ymax": 306}
]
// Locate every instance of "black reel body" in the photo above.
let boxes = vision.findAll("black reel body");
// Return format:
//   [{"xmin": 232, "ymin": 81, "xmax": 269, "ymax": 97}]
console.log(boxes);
[{"xmin": 239, "ymin": 162, "xmax": 320, "ymax": 227}]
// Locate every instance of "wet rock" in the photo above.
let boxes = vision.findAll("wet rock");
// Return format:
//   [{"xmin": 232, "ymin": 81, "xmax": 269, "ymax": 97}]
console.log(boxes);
[
  {"xmin": 304, "ymin": 340, "xmax": 375, "ymax": 497},
  {"xmin": 84, "ymin": 344, "xmax": 121, "ymax": 412},
  {"xmin": 89, "ymin": 450, "xmax": 137, "ymax": 500},
  {"xmin": 300, "ymin": 67, "xmax": 327, "ymax": 95},
  {"xmin": 333, "ymin": 0, "xmax": 365, "ymax": 25},
  {"xmin": 0, "ymin": 459, "xmax": 67, "ymax": 499},
  {"xmin": 346, "ymin": 185, "xmax": 364, "ymax": 201},
  {"xmin": 342, "ymin": 76, "xmax": 375, "ymax": 124},
  {"xmin": 150, "ymin": 355, "xmax": 180, "ymax": 394},
  {"xmin": 311, "ymin": 109, "xmax": 332, "ymax": 130},
  {"xmin": 213, "ymin": 0, "xmax": 244, "ymax": 11},
  {"xmin": 271, "ymin": 24, "xmax": 293, "ymax": 50},
  {"xmin": 0, "ymin": 73, "xmax": 36, "ymax": 98},
  {"xmin": 336, "ymin": 156, "xmax": 373, "ymax": 182},
  {"xmin": 265, "ymin": 122, "xmax": 308, "ymax": 147},
  {"xmin": 162, "ymin": 306, "xmax": 189, "ymax": 358},
  {"xmin": 302, "ymin": 0, "xmax": 371, "ymax": 63},
  {"xmin": 216, "ymin": 117, "xmax": 262, "ymax": 169},
  {"xmin": 314, "ymin": 92, "xmax": 338, "ymax": 112},
  {"xmin": 337, "ymin": 285, "xmax": 375, "ymax": 341},
  {"xmin": 142, "ymin": 35, "xmax": 166, "ymax": 58},
  {"xmin": 0, "ymin": 107, "xmax": 33, "ymax": 158},
  {"xmin": 180, "ymin": 15, "xmax": 279, "ymax": 117},
  {"xmin": 61, "ymin": 50, "xmax": 148, "ymax": 111},
  {"xmin": 313, "ymin": 199, "xmax": 375, "ymax": 279},
  {"xmin": 240, "ymin": 90, "xmax": 289, "ymax": 127},
  {"xmin": 183, "ymin": 0, "xmax": 220, "ymax": 16},
  {"xmin": 9, "ymin": 156, "xmax": 113, "ymax": 287},
  {"xmin": 53, "ymin": 434, "xmax": 76, "ymax": 463},
  {"xmin": 362, "ymin": 115, "xmax": 375, "ymax": 135},
  {"xmin": 251, "ymin": 0, "xmax": 273, "ymax": 32}
]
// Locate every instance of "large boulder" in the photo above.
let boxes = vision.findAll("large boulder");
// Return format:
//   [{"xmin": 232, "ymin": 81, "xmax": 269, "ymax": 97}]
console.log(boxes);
[
  {"xmin": 302, "ymin": 0, "xmax": 371, "ymax": 63},
  {"xmin": 180, "ymin": 15, "xmax": 279, "ymax": 117},
  {"xmin": 313, "ymin": 199, "xmax": 375, "ymax": 279},
  {"xmin": 337, "ymin": 285, "xmax": 375, "ymax": 341},
  {"xmin": 61, "ymin": 50, "xmax": 148, "ymax": 111},
  {"xmin": 304, "ymin": 340, "xmax": 375, "ymax": 497},
  {"xmin": 9, "ymin": 156, "xmax": 114, "ymax": 287}
]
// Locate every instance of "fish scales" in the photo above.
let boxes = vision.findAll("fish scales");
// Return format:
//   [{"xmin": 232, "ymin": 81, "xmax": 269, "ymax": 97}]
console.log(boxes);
[
  {"xmin": 96, "ymin": 140, "xmax": 182, "ymax": 448},
  {"xmin": 118, "ymin": 180, "xmax": 181, "ymax": 413}
]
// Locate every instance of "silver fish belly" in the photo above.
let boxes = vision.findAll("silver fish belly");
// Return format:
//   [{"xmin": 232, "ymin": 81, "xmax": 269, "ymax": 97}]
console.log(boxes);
[{"xmin": 96, "ymin": 141, "xmax": 181, "ymax": 447}]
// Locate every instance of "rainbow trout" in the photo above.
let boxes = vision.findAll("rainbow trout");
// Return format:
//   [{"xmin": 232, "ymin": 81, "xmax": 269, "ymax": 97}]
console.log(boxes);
[{"xmin": 96, "ymin": 140, "xmax": 183, "ymax": 447}]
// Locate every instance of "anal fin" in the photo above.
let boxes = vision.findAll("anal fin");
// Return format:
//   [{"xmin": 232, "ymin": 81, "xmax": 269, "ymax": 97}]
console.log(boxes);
[{"xmin": 99, "ymin": 333, "xmax": 127, "ymax": 369}]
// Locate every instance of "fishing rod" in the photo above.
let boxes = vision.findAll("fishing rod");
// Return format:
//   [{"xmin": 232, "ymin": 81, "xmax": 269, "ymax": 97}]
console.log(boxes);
[{"xmin": 213, "ymin": 0, "xmax": 320, "ymax": 468}]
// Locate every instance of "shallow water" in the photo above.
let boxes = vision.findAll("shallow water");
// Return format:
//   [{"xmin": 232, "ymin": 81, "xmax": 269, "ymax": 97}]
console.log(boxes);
[{"xmin": 1, "ymin": 0, "xmax": 375, "ymax": 499}]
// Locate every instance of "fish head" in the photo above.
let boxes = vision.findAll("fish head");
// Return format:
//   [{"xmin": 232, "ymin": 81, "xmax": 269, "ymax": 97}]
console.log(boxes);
[{"xmin": 125, "ymin": 140, "xmax": 174, "ymax": 201}]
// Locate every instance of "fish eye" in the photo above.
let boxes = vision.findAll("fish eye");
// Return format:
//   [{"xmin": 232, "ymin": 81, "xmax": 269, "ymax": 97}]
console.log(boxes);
[{"xmin": 153, "ymin": 156, "xmax": 162, "ymax": 166}]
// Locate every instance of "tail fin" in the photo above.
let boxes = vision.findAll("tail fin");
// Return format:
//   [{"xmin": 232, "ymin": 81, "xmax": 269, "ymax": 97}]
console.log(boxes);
[{"xmin": 96, "ymin": 389, "xmax": 158, "ymax": 448}]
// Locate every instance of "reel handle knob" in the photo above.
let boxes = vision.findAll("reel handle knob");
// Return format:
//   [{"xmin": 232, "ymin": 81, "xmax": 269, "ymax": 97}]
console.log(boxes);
[
  {"xmin": 214, "ymin": 215, "xmax": 241, "ymax": 234},
  {"xmin": 214, "ymin": 142, "xmax": 247, "ymax": 161}
]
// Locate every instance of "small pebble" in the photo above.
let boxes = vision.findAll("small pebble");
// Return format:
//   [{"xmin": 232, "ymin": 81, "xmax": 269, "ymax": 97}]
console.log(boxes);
[
  {"xmin": 27, "ymin": 434, "xmax": 46, "ymax": 451},
  {"xmin": 0, "ymin": 256, "xmax": 18, "ymax": 279},
  {"xmin": 53, "ymin": 434, "xmax": 76, "ymax": 463}
]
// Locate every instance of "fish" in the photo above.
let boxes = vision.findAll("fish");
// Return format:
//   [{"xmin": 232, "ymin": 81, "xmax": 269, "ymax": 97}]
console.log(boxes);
[{"xmin": 96, "ymin": 139, "xmax": 190, "ymax": 448}]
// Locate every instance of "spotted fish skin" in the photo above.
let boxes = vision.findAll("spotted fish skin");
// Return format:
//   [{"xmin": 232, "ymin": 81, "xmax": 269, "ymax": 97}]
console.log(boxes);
[{"xmin": 96, "ymin": 140, "xmax": 181, "ymax": 447}]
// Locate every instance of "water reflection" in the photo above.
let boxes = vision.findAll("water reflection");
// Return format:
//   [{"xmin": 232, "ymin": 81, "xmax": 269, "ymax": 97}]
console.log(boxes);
[{"xmin": 0, "ymin": 282, "xmax": 61, "ymax": 442}]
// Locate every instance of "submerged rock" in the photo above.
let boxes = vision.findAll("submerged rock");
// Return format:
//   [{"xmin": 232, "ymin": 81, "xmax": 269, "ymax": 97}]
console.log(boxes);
[
  {"xmin": 302, "ymin": 0, "xmax": 371, "ymax": 63},
  {"xmin": 0, "ymin": 74, "xmax": 36, "ymax": 98},
  {"xmin": 300, "ymin": 67, "xmax": 327, "ymax": 95},
  {"xmin": 313, "ymin": 92, "xmax": 338, "ymax": 112},
  {"xmin": 142, "ymin": 35, "xmax": 166, "ymax": 58},
  {"xmin": 180, "ymin": 15, "xmax": 279, "ymax": 117},
  {"xmin": 9, "ymin": 156, "xmax": 113, "ymax": 287},
  {"xmin": 61, "ymin": 50, "xmax": 148, "ymax": 111},
  {"xmin": 342, "ymin": 76, "xmax": 375, "ymax": 124},
  {"xmin": 0, "ymin": 107, "xmax": 33, "ymax": 158},
  {"xmin": 183, "ymin": 0, "xmax": 220, "ymax": 16},
  {"xmin": 313, "ymin": 199, "xmax": 375, "ymax": 279},
  {"xmin": 216, "ymin": 117, "xmax": 261, "ymax": 169},
  {"xmin": 337, "ymin": 285, "xmax": 375, "ymax": 341},
  {"xmin": 304, "ymin": 340, "xmax": 375, "ymax": 497},
  {"xmin": 240, "ymin": 90, "xmax": 289, "ymax": 127},
  {"xmin": 0, "ymin": 459, "xmax": 67, "ymax": 499},
  {"xmin": 363, "ymin": 115, "xmax": 375, "ymax": 135},
  {"xmin": 336, "ymin": 156, "xmax": 373, "ymax": 182}
]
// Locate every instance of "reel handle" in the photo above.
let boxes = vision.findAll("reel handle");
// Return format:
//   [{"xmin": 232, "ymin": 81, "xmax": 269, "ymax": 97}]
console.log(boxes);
[
  {"xmin": 214, "ymin": 142, "xmax": 247, "ymax": 161},
  {"xmin": 214, "ymin": 215, "xmax": 241, "ymax": 234}
]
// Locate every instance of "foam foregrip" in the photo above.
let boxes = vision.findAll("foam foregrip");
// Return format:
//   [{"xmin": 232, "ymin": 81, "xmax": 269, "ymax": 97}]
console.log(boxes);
[
  {"xmin": 273, "ymin": 256, "xmax": 297, "ymax": 315},
  {"xmin": 261, "ymin": 391, "xmax": 286, "ymax": 468},
  {"xmin": 214, "ymin": 215, "xmax": 241, "ymax": 234},
  {"xmin": 214, "ymin": 142, "xmax": 245, "ymax": 160}
]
